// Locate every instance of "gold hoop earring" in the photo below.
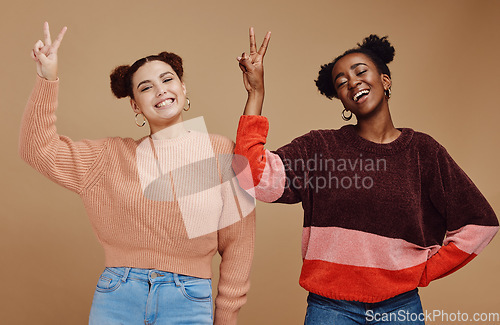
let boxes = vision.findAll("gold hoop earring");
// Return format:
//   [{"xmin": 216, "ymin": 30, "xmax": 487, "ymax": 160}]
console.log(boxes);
[
  {"xmin": 342, "ymin": 109, "xmax": 352, "ymax": 121},
  {"xmin": 135, "ymin": 113, "xmax": 146, "ymax": 127},
  {"xmin": 385, "ymin": 87, "xmax": 392, "ymax": 99},
  {"xmin": 183, "ymin": 98, "xmax": 190, "ymax": 111}
]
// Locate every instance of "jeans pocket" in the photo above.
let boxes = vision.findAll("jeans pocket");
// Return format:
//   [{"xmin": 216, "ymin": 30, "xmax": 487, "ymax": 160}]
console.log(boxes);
[
  {"xmin": 95, "ymin": 268, "xmax": 123, "ymax": 293},
  {"xmin": 180, "ymin": 278, "xmax": 212, "ymax": 302}
]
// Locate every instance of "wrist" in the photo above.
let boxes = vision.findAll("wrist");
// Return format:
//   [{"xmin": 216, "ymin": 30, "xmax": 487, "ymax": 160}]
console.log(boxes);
[
  {"xmin": 37, "ymin": 72, "xmax": 57, "ymax": 81},
  {"xmin": 44, "ymin": 73, "xmax": 58, "ymax": 81},
  {"xmin": 243, "ymin": 94, "xmax": 264, "ymax": 116},
  {"xmin": 247, "ymin": 88, "xmax": 264, "ymax": 99}
]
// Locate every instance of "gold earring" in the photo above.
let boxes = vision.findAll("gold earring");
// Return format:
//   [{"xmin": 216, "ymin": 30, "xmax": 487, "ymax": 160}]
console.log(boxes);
[
  {"xmin": 342, "ymin": 109, "xmax": 352, "ymax": 121},
  {"xmin": 385, "ymin": 87, "xmax": 392, "ymax": 99},
  {"xmin": 183, "ymin": 98, "xmax": 190, "ymax": 111},
  {"xmin": 135, "ymin": 113, "xmax": 146, "ymax": 127}
]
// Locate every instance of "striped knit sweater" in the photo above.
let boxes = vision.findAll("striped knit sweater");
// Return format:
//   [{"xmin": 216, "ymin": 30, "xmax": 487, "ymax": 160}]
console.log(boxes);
[
  {"xmin": 234, "ymin": 115, "xmax": 498, "ymax": 303},
  {"xmin": 19, "ymin": 76, "xmax": 256, "ymax": 325}
]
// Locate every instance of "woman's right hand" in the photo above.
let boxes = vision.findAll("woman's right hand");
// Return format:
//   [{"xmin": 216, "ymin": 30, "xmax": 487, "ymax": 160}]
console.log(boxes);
[
  {"xmin": 30, "ymin": 22, "xmax": 67, "ymax": 81},
  {"xmin": 238, "ymin": 27, "xmax": 271, "ymax": 115},
  {"xmin": 237, "ymin": 27, "xmax": 271, "ymax": 95}
]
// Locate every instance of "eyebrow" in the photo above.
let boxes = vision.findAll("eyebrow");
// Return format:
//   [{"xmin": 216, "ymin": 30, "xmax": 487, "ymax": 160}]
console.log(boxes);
[
  {"xmin": 136, "ymin": 72, "xmax": 174, "ymax": 89},
  {"xmin": 333, "ymin": 63, "xmax": 368, "ymax": 82}
]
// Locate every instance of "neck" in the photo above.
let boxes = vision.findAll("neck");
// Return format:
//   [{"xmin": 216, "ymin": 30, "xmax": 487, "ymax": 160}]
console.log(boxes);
[
  {"xmin": 354, "ymin": 104, "xmax": 400, "ymax": 144},
  {"xmin": 150, "ymin": 118, "xmax": 188, "ymax": 140}
]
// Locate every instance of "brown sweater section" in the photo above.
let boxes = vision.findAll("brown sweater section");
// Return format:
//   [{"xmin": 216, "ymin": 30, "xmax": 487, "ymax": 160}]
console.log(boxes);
[
  {"xmin": 19, "ymin": 76, "xmax": 255, "ymax": 325},
  {"xmin": 272, "ymin": 124, "xmax": 498, "ymax": 243}
]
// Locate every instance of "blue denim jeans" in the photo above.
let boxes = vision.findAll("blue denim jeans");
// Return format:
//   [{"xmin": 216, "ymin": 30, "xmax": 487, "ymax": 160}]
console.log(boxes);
[
  {"xmin": 305, "ymin": 289, "xmax": 425, "ymax": 324},
  {"xmin": 89, "ymin": 267, "xmax": 213, "ymax": 325}
]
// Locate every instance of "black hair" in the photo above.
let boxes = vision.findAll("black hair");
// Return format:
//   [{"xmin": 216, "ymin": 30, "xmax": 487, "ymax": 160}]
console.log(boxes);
[
  {"xmin": 110, "ymin": 52, "xmax": 184, "ymax": 99},
  {"xmin": 315, "ymin": 35, "xmax": 395, "ymax": 99}
]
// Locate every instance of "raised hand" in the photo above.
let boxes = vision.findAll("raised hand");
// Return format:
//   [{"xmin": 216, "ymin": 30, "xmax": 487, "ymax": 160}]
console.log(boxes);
[
  {"xmin": 30, "ymin": 22, "xmax": 67, "ymax": 81},
  {"xmin": 237, "ymin": 27, "xmax": 271, "ymax": 94}
]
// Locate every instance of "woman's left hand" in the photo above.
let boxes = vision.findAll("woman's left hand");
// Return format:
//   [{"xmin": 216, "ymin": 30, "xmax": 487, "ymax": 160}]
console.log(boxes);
[
  {"xmin": 31, "ymin": 22, "xmax": 67, "ymax": 81},
  {"xmin": 237, "ymin": 27, "xmax": 271, "ymax": 94}
]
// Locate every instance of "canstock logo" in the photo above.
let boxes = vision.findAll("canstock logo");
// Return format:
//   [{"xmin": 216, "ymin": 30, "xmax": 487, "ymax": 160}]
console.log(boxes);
[{"xmin": 136, "ymin": 117, "xmax": 255, "ymax": 239}]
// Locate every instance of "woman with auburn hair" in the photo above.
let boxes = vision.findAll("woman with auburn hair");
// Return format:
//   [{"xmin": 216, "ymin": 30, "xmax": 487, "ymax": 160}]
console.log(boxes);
[
  {"xmin": 20, "ymin": 22, "xmax": 268, "ymax": 324},
  {"xmin": 235, "ymin": 32, "xmax": 498, "ymax": 324}
]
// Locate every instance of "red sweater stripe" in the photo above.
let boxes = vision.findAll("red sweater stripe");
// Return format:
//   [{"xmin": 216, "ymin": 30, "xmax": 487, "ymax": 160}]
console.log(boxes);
[{"xmin": 299, "ymin": 259, "xmax": 426, "ymax": 303}]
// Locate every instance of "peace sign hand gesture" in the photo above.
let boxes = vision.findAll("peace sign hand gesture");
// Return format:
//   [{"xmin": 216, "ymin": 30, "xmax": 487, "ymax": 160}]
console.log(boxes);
[
  {"xmin": 237, "ymin": 27, "xmax": 271, "ymax": 94},
  {"xmin": 30, "ymin": 22, "xmax": 67, "ymax": 81}
]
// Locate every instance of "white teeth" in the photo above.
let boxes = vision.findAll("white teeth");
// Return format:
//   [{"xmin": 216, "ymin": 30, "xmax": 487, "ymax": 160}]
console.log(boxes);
[
  {"xmin": 156, "ymin": 98, "xmax": 174, "ymax": 108},
  {"xmin": 353, "ymin": 90, "xmax": 370, "ymax": 102}
]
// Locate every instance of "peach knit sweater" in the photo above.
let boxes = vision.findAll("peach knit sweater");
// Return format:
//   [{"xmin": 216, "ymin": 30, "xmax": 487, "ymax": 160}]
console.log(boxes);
[{"xmin": 19, "ymin": 76, "xmax": 256, "ymax": 324}]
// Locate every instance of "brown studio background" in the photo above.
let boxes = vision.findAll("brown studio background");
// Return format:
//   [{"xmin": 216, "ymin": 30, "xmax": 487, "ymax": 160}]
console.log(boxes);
[{"xmin": 1, "ymin": 0, "xmax": 499, "ymax": 324}]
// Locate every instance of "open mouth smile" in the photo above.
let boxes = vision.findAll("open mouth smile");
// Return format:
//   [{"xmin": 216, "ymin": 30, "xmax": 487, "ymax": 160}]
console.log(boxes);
[
  {"xmin": 155, "ymin": 98, "xmax": 174, "ymax": 108},
  {"xmin": 353, "ymin": 89, "xmax": 370, "ymax": 102}
]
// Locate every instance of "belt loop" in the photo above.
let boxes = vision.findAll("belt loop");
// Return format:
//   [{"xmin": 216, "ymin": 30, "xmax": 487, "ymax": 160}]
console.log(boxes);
[
  {"xmin": 121, "ymin": 267, "xmax": 131, "ymax": 283},
  {"xmin": 173, "ymin": 273, "xmax": 181, "ymax": 287}
]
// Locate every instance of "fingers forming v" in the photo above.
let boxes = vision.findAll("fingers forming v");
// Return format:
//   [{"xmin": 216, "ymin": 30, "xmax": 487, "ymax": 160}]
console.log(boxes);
[
  {"xmin": 41, "ymin": 22, "xmax": 67, "ymax": 53},
  {"xmin": 52, "ymin": 26, "xmax": 67, "ymax": 51},
  {"xmin": 249, "ymin": 27, "xmax": 257, "ymax": 55},
  {"xmin": 257, "ymin": 31, "xmax": 271, "ymax": 57},
  {"xmin": 43, "ymin": 21, "xmax": 52, "ymax": 46},
  {"xmin": 239, "ymin": 28, "xmax": 271, "ymax": 69}
]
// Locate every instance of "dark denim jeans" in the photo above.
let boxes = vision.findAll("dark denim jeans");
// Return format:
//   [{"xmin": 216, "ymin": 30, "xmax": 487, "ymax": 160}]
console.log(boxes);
[{"xmin": 305, "ymin": 289, "xmax": 425, "ymax": 324}]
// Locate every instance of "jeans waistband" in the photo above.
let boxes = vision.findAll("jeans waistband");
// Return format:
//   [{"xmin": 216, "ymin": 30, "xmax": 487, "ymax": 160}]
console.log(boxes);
[
  {"xmin": 366, "ymin": 289, "xmax": 419, "ymax": 308},
  {"xmin": 104, "ymin": 267, "xmax": 207, "ymax": 285}
]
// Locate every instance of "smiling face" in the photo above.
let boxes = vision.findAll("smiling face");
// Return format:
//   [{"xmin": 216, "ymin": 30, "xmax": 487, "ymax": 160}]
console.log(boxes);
[
  {"xmin": 332, "ymin": 52, "xmax": 391, "ymax": 120},
  {"xmin": 130, "ymin": 60, "xmax": 187, "ymax": 133}
]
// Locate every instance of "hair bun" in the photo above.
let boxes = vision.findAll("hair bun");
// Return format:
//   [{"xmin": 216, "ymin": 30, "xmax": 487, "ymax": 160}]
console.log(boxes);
[
  {"xmin": 358, "ymin": 34, "xmax": 395, "ymax": 65},
  {"xmin": 110, "ymin": 65, "xmax": 131, "ymax": 99},
  {"xmin": 158, "ymin": 52, "xmax": 184, "ymax": 79}
]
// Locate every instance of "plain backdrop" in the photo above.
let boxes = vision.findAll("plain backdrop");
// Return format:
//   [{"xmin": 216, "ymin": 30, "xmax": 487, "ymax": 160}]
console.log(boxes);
[{"xmin": 1, "ymin": 0, "xmax": 499, "ymax": 324}]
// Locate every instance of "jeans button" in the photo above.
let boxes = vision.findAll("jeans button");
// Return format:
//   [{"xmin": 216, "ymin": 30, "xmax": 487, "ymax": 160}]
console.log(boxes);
[{"xmin": 151, "ymin": 272, "xmax": 158, "ymax": 279}]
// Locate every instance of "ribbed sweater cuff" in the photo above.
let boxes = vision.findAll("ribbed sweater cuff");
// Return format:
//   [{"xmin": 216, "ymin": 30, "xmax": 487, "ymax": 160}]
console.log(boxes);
[
  {"xmin": 29, "ymin": 74, "xmax": 59, "ymax": 106},
  {"xmin": 214, "ymin": 307, "xmax": 238, "ymax": 325}
]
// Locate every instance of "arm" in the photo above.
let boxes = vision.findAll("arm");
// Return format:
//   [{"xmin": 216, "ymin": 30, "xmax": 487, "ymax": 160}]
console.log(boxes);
[
  {"xmin": 213, "ymin": 140, "xmax": 256, "ymax": 325},
  {"xmin": 235, "ymin": 115, "xmax": 301, "ymax": 203},
  {"xmin": 215, "ymin": 204, "xmax": 255, "ymax": 325},
  {"xmin": 419, "ymin": 145, "xmax": 499, "ymax": 286},
  {"xmin": 19, "ymin": 22, "xmax": 108, "ymax": 193},
  {"xmin": 233, "ymin": 28, "xmax": 300, "ymax": 203}
]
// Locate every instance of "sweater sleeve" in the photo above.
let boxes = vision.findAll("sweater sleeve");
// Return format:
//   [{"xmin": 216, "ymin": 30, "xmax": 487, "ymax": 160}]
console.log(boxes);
[
  {"xmin": 419, "ymin": 145, "xmax": 499, "ymax": 286},
  {"xmin": 214, "ymin": 139, "xmax": 256, "ymax": 325},
  {"xmin": 19, "ymin": 76, "xmax": 108, "ymax": 194},
  {"xmin": 233, "ymin": 115, "xmax": 306, "ymax": 204}
]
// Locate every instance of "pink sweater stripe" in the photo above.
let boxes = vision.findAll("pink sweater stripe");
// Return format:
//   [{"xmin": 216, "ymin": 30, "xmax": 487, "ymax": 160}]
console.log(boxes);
[
  {"xmin": 302, "ymin": 224, "xmax": 498, "ymax": 271},
  {"xmin": 302, "ymin": 226, "xmax": 441, "ymax": 270},
  {"xmin": 444, "ymin": 224, "xmax": 498, "ymax": 255}
]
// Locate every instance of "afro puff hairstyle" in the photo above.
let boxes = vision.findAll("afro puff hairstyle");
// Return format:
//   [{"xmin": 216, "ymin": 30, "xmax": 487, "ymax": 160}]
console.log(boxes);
[
  {"xmin": 110, "ymin": 52, "xmax": 184, "ymax": 100},
  {"xmin": 315, "ymin": 35, "xmax": 395, "ymax": 99}
]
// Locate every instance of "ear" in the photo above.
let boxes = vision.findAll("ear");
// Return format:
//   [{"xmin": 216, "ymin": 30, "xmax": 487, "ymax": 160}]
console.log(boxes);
[
  {"xmin": 182, "ymin": 82, "xmax": 186, "ymax": 95},
  {"xmin": 381, "ymin": 74, "xmax": 392, "ymax": 90},
  {"xmin": 130, "ymin": 98, "xmax": 141, "ymax": 114}
]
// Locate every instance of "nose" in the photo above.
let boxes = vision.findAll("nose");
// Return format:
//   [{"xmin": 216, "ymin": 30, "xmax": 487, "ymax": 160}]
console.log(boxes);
[
  {"xmin": 157, "ymin": 84, "xmax": 167, "ymax": 97},
  {"xmin": 348, "ymin": 78, "xmax": 361, "ymax": 89}
]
